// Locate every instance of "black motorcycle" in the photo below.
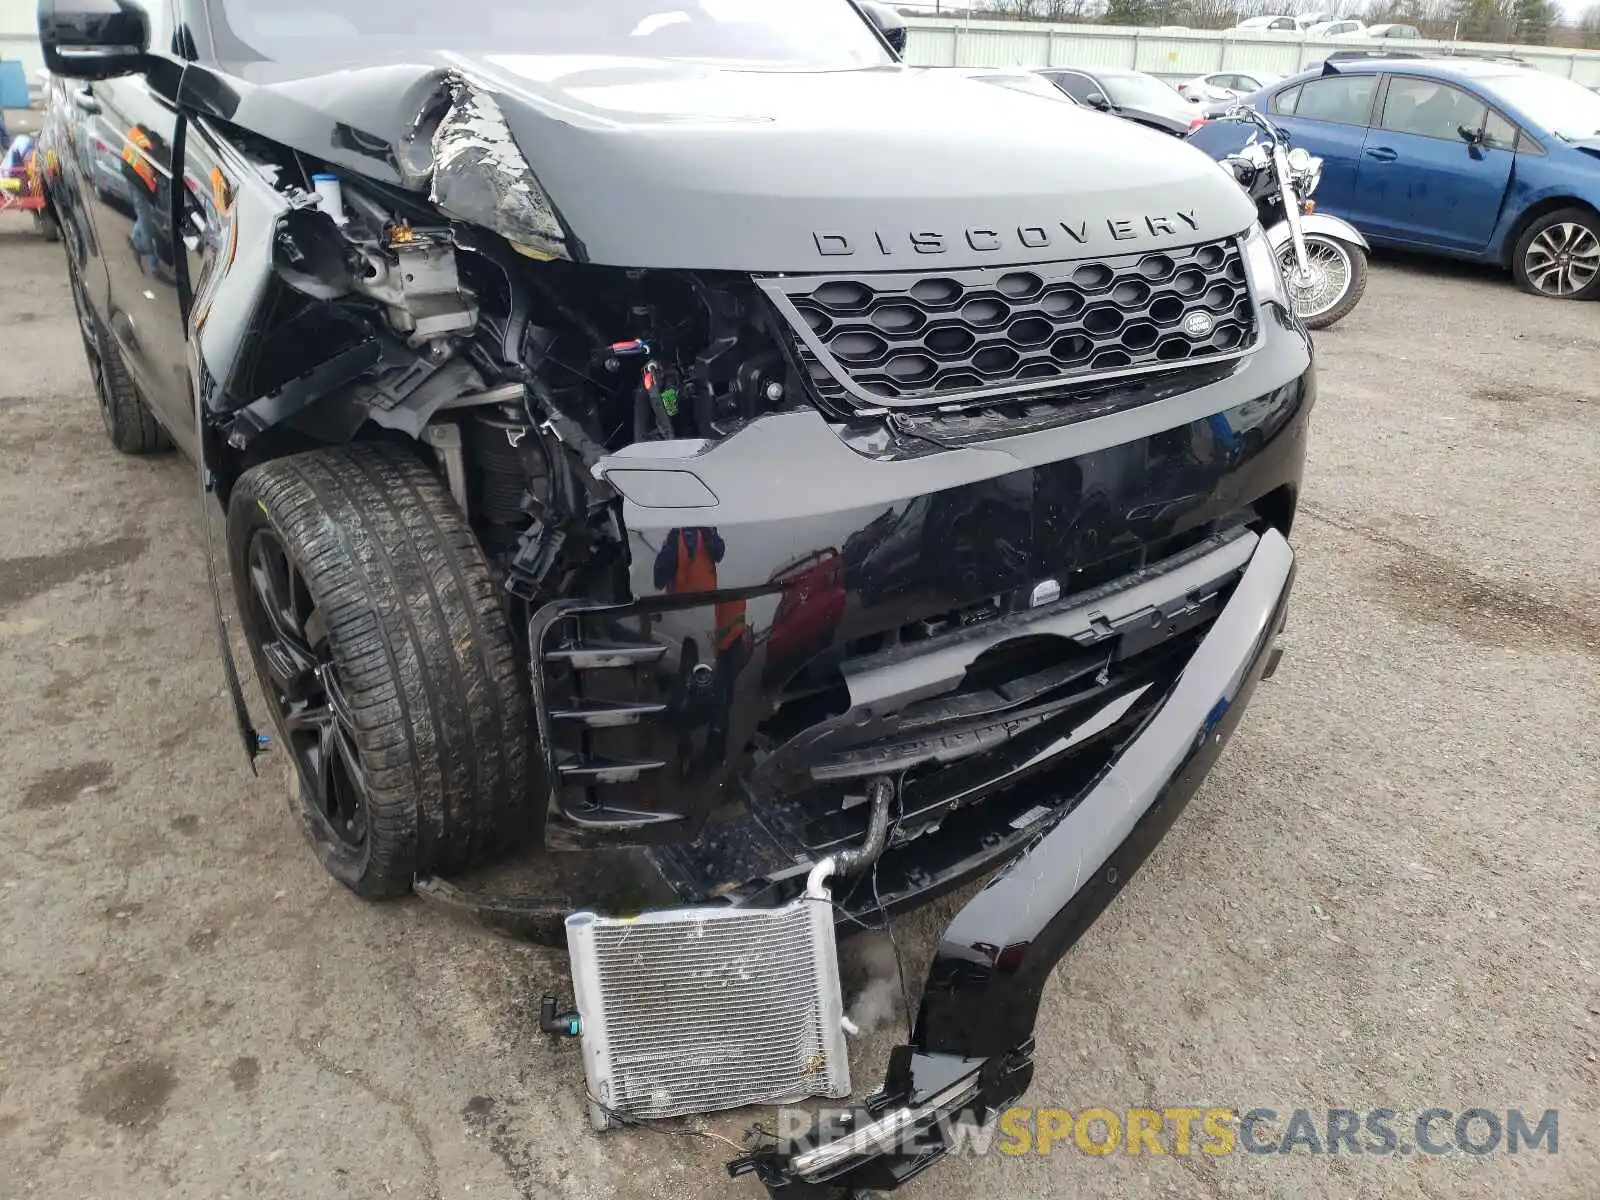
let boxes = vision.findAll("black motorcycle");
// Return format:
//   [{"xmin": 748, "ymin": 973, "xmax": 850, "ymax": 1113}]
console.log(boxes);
[{"xmin": 1212, "ymin": 105, "xmax": 1369, "ymax": 330}]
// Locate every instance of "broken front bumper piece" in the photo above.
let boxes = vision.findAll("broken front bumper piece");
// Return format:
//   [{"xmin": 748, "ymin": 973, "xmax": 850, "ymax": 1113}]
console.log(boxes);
[{"xmin": 731, "ymin": 526, "xmax": 1294, "ymax": 1197}]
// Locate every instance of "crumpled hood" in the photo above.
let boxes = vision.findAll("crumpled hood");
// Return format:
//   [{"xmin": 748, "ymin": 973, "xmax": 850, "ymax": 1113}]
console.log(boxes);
[{"xmin": 209, "ymin": 55, "xmax": 1256, "ymax": 272}]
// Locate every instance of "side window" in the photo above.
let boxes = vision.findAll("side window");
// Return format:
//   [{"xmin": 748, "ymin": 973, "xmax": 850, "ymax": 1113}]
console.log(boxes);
[
  {"xmin": 1049, "ymin": 72, "xmax": 1099, "ymax": 103},
  {"xmin": 1483, "ymin": 108, "xmax": 1517, "ymax": 148},
  {"xmin": 1380, "ymin": 79, "xmax": 1487, "ymax": 142},
  {"xmin": 1269, "ymin": 84, "xmax": 1302, "ymax": 116},
  {"xmin": 1271, "ymin": 17, "xmax": 1296, "ymax": 29},
  {"xmin": 1292, "ymin": 75, "xmax": 1378, "ymax": 125}
]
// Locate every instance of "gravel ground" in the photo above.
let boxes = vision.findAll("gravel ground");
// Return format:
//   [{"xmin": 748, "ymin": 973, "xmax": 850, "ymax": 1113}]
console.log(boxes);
[{"xmin": 0, "ymin": 215, "xmax": 1596, "ymax": 1200}]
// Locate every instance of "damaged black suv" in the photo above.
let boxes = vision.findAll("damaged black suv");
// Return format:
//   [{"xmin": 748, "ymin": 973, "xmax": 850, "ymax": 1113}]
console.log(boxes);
[{"xmin": 39, "ymin": 0, "xmax": 1310, "ymax": 1193}]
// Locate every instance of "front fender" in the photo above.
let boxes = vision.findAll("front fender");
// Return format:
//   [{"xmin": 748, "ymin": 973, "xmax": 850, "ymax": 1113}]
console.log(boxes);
[{"xmin": 1268, "ymin": 212, "xmax": 1369, "ymax": 252}]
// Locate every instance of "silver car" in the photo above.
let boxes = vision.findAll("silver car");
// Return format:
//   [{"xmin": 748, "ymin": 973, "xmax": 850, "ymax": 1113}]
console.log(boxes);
[{"xmin": 1176, "ymin": 70, "xmax": 1282, "ymax": 105}]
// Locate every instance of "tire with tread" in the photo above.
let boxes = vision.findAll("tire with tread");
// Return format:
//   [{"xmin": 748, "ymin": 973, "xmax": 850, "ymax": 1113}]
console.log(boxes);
[
  {"xmin": 66, "ymin": 257, "xmax": 169, "ymax": 454},
  {"xmin": 1299, "ymin": 237, "xmax": 1367, "ymax": 331},
  {"xmin": 1510, "ymin": 207, "xmax": 1600, "ymax": 301},
  {"xmin": 228, "ymin": 442, "xmax": 533, "ymax": 898}
]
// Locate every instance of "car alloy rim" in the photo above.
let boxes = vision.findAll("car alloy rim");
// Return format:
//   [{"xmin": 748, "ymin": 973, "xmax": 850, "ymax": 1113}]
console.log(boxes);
[
  {"xmin": 1525, "ymin": 223, "xmax": 1600, "ymax": 296},
  {"xmin": 1278, "ymin": 236, "xmax": 1351, "ymax": 319},
  {"xmin": 244, "ymin": 528, "xmax": 369, "ymax": 850}
]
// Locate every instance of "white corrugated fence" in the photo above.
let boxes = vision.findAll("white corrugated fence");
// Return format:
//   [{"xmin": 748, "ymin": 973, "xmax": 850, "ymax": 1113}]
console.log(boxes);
[{"xmin": 903, "ymin": 16, "xmax": 1600, "ymax": 86}]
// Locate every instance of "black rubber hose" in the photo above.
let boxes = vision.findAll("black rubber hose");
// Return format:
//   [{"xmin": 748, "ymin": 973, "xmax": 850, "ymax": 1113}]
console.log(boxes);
[{"xmin": 833, "ymin": 777, "xmax": 894, "ymax": 878}]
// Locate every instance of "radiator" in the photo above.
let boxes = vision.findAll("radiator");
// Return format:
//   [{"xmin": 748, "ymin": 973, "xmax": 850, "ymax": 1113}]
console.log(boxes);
[{"xmin": 566, "ymin": 874, "xmax": 851, "ymax": 1129}]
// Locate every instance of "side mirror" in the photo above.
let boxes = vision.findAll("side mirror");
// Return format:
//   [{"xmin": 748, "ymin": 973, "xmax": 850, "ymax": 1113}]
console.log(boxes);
[
  {"xmin": 1086, "ymin": 91, "xmax": 1112, "ymax": 111},
  {"xmin": 857, "ymin": 0, "xmax": 908, "ymax": 59},
  {"xmin": 38, "ymin": 0, "xmax": 150, "ymax": 81}
]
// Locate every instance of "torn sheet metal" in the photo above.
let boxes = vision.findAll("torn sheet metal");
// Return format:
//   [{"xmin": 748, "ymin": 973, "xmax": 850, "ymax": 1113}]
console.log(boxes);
[{"xmin": 429, "ymin": 80, "xmax": 569, "ymax": 262}]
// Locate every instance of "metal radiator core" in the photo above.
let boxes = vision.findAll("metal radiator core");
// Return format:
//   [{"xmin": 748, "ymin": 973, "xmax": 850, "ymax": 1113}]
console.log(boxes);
[{"xmin": 566, "ymin": 883, "xmax": 851, "ymax": 1129}]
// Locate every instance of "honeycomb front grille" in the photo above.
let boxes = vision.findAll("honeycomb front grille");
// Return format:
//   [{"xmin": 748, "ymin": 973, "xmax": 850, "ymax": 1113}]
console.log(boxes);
[{"xmin": 762, "ymin": 238, "xmax": 1257, "ymax": 408}]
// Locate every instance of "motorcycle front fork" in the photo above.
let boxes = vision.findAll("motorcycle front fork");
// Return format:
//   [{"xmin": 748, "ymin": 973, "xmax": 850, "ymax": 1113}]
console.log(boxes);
[{"xmin": 1271, "ymin": 147, "xmax": 1312, "ymax": 281}]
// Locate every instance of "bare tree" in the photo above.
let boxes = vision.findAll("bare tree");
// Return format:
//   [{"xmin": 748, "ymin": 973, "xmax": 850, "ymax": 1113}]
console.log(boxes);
[
  {"xmin": 1580, "ymin": 1, "xmax": 1600, "ymax": 45},
  {"xmin": 1176, "ymin": 0, "xmax": 1245, "ymax": 29},
  {"xmin": 984, "ymin": 0, "xmax": 1046, "ymax": 16}
]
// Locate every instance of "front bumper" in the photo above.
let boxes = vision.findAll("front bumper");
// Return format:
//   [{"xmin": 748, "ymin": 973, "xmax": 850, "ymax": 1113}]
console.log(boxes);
[
  {"xmin": 530, "ymin": 315, "xmax": 1311, "ymax": 851},
  {"xmin": 731, "ymin": 524, "xmax": 1294, "ymax": 1196}
]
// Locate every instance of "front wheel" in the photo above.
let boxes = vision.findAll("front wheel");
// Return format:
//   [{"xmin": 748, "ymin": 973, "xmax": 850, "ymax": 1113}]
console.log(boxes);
[
  {"xmin": 1278, "ymin": 234, "xmax": 1367, "ymax": 330},
  {"xmin": 228, "ymin": 442, "xmax": 534, "ymax": 899}
]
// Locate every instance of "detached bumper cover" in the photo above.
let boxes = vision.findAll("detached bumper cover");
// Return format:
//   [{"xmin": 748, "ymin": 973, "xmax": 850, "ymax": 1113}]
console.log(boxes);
[{"xmin": 733, "ymin": 525, "xmax": 1294, "ymax": 1196}]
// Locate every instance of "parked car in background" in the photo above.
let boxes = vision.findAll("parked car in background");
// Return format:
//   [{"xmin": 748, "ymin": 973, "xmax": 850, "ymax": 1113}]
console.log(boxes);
[
  {"xmin": 1178, "ymin": 70, "xmax": 1283, "ymax": 104},
  {"xmin": 1188, "ymin": 59, "xmax": 1600, "ymax": 299},
  {"xmin": 1233, "ymin": 14, "xmax": 1298, "ymax": 30},
  {"xmin": 1232, "ymin": 13, "xmax": 1333, "ymax": 30},
  {"xmin": 1038, "ymin": 67, "xmax": 1202, "ymax": 134},
  {"xmin": 1366, "ymin": 23, "xmax": 1423, "ymax": 38},
  {"xmin": 1306, "ymin": 19, "xmax": 1368, "ymax": 36}
]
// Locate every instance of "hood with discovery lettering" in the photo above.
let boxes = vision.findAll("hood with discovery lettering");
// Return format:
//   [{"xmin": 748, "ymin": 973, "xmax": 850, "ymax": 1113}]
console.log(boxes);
[{"xmin": 188, "ymin": 54, "xmax": 1257, "ymax": 273}]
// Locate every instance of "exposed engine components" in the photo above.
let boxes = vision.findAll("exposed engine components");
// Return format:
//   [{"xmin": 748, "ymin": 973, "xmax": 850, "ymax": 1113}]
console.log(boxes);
[
  {"xmin": 349, "ymin": 226, "xmax": 478, "ymax": 347},
  {"xmin": 233, "ymin": 155, "xmax": 811, "ymax": 614}
]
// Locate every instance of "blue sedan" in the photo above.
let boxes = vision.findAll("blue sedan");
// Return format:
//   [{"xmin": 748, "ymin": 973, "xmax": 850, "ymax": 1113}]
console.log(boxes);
[{"xmin": 1187, "ymin": 59, "xmax": 1600, "ymax": 299}]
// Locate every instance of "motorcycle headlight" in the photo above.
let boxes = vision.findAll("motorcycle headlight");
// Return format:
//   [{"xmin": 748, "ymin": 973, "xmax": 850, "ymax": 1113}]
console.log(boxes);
[
  {"xmin": 1241, "ymin": 223, "xmax": 1289, "ymax": 310},
  {"xmin": 1286, "ymin": 146, "xmax": 1312, "ymax": 173},
  {"xmin": 1303, "ymin": 156, "xmax": 1324, "ymax": 197}
]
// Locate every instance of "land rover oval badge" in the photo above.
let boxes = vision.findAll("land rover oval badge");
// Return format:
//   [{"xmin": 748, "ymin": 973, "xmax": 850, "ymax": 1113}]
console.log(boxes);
[{"xmin": 1181, "ymin": 311, "xmax": 1215, "ymax": 339}]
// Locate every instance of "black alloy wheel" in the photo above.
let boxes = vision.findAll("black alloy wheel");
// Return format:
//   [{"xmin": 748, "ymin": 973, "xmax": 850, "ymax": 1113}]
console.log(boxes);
[
  {"xmin": 227, "ymin": 443, "xmax": 532, "ymax": 899},
  {"xmin": 243, "ymin": 526, "xmax": 368, "ymax": 851}
]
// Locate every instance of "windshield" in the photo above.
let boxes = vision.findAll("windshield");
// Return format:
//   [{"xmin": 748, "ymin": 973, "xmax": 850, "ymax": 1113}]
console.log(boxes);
[
  {"xmin": 1101, "ymin": 72, "xmax": 1182, "ymax": 109},
  {"xmin": 208, "ymin": 0, "xmax": 894, "ymax": 69},
  {"xmin": 1481, "ymin": 72, "xmax": 1600, "ymax": 139}
]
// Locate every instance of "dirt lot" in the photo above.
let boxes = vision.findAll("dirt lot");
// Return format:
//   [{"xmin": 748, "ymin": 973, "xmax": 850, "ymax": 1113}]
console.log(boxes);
[{"xmin": 0, "ymin": 214, "xmax": 1596, "ymax": 1200}]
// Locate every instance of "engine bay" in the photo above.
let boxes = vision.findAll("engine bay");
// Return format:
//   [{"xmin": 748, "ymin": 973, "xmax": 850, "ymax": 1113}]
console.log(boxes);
[{"xmin": 208, "ymin": 135, "xmax": 815, "ymax": 613}]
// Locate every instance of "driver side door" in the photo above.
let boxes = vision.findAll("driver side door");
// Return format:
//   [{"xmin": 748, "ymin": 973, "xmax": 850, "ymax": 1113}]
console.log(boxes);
[{"xmin": 77, "ymin": 0, "xmax": 197, "ymax": 456}]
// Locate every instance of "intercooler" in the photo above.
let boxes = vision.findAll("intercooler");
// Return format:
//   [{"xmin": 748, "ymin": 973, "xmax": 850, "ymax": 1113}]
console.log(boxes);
[{"xmin": 565, "ymin": 865, "xmax": 851, "ymax": 1129}]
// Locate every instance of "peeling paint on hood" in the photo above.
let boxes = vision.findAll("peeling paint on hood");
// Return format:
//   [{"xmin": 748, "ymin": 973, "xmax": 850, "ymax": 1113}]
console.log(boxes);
[{"xmin": 427, "ymin": 78, "xmax": 569, "ymax": 261}]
